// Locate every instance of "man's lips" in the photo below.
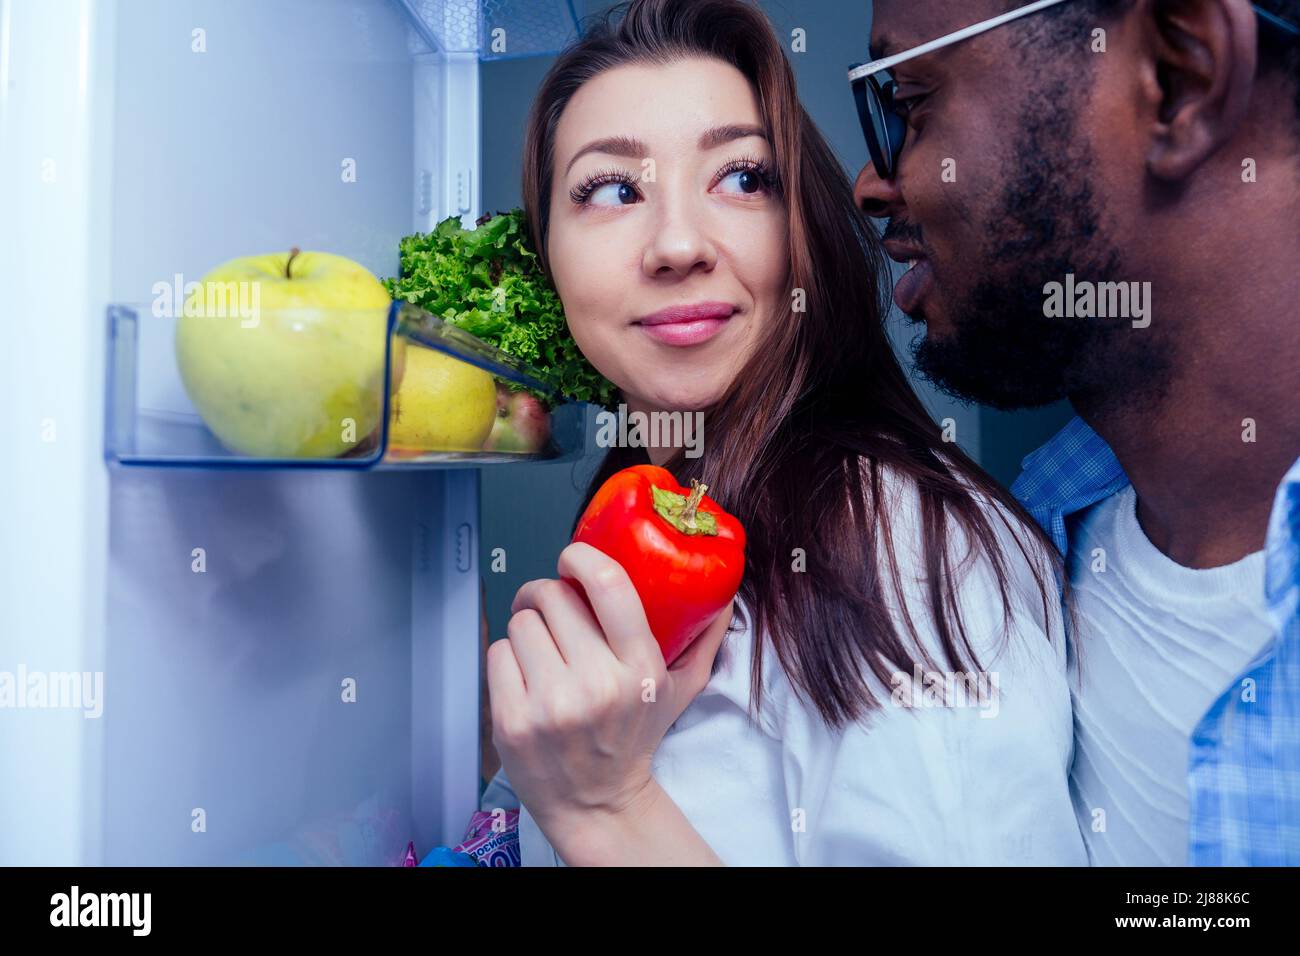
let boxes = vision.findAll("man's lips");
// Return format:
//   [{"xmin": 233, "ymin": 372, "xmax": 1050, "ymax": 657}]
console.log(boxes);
[
  {"xmin": 883, "ymin": 240, "xmax": 933, "ymax": 315},
  {"xmin": 634, "ymin": 301, "xmax": 737, "ymax": 347}
]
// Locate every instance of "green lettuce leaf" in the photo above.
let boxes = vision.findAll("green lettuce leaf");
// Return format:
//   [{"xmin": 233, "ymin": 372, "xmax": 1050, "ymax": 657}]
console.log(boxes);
[{"xmin": 384, "ymin": 210, "xmax": 617, "ymax": 408}]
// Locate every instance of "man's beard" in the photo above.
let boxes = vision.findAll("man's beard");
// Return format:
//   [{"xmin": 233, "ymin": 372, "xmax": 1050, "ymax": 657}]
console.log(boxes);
[{"xmin": 907, "ymin": 77, "xmax": 1169, "ymax": 412}]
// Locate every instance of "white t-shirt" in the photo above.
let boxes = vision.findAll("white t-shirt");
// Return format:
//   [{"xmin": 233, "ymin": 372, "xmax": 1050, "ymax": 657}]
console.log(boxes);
[
  {"xmin": 482, "ymin": 467, "xmax": 1087, "ymax": 865},
  {"xmin": 1065, "ymin": 484, "xmax": 1273, "ymax": 866}
]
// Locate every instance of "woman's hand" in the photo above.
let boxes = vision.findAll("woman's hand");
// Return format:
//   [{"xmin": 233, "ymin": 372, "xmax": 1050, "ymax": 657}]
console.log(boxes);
[{"xmin": 486, "ymin": 540, "xmax": 734, "ymax": 848}]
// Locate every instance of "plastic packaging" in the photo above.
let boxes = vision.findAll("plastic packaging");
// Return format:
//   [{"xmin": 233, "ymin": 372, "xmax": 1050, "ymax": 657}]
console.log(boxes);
[{"xmin": 417, "ymin": 809, "xmax": 521, "ymax": 867}]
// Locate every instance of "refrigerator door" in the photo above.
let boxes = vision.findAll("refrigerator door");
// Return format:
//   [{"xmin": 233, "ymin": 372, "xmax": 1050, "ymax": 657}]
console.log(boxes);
[
  {"xmin": 0, "ymin": 0, "xmax": 514, "ymax": 865},
  {"xmin": 0, "ymin": 0, "xmax": 116, "ymax": 869}
]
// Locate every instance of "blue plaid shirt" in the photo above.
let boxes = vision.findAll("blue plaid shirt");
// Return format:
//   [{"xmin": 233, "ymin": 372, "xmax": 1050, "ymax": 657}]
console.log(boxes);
[{"xmin": 1013, "ymin": 416, "xmax": 1300, "ymax": 865}]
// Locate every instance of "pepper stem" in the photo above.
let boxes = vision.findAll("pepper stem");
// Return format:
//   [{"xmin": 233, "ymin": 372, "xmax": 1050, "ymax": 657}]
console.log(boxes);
[
  {"xmin": 681, "ymin": 479, "xmax": 708, "ymax": 529},
  {"xmin": 650, "ymin": 481, "xmax": 718, "ymax": 536}
]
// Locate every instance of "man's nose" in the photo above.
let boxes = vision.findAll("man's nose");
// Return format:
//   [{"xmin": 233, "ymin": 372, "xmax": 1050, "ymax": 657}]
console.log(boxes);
[{"xmin": 852, "ymin": 161, "xmax": 904, "ymax": 220}]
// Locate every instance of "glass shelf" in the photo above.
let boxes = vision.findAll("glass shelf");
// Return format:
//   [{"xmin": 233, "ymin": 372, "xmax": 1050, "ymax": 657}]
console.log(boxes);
[
  {"xmin": 105, "ymin": 300, "xmax": 587, "ymax": 470},
  {"xmin": 395, "ymin": 0, "xmax": 581, "ymax": 60}
]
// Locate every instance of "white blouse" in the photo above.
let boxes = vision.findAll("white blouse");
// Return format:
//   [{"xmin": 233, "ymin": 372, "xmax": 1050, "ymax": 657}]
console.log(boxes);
[{"xmin": 480, "ymin": 467, "xmax": 1087, "ymax": 866}]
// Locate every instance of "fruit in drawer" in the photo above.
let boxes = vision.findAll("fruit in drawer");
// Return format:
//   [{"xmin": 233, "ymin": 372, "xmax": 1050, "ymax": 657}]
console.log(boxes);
[
  {"xmin": 387, "ymin": 344, "xmax": 498, "ymax": 452},
  {"xmin": 175, "ymin": 249, "xmax": 404, "ymax": 458},
  {"xmin": 483, "ymin": 385, "xmax": 551, "ymax": 454}
]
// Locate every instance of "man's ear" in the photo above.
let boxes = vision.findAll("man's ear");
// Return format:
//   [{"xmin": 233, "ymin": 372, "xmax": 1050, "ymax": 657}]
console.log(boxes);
[{"xmin": 1144, "ymin": 0, "xmax": 1259, "ymax": 180}]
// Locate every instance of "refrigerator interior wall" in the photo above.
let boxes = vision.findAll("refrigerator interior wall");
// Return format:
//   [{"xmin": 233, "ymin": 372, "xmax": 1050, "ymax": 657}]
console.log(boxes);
[
  {"xmin": 93, "ymin": 0, "xmax": 479, "ymax": 864},
  {"xmin": 104, "ymin": 468, "xmax": 479, "ymax": 865}
]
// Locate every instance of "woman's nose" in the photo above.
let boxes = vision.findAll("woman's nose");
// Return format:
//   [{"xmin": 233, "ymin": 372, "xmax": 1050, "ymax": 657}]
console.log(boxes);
[
  {"xmin": 642, "ymin": 206, "xmax": 717, "ymax": 278},
  {"xmin": 852, "ymin": 160, "xmax": 903, "ymax": 221}
]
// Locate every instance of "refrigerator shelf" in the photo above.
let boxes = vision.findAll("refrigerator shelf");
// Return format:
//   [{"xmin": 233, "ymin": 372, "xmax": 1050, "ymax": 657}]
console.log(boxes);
[
  {"xmin": 105, "ymin": 300, "xmax": 587, "ymax": 470},
  {"xmin": 396, "ymin": 0, "xmax": 582, "ymax": 60}
]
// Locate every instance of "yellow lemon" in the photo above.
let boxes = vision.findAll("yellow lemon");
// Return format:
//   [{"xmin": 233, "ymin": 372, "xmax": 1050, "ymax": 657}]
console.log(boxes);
[{"xmin": 388, "ymin": 345, "xmax": 498, "ymax": 452}]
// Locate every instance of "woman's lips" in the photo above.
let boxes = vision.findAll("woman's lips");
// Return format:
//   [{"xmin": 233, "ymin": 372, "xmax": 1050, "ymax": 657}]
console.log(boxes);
[
  {"xmin": 637, "ymin": 318, "xmax": 730, "ymax": 346},
  {"xmin": 892, "ymin": 259, "xmax": 934, "ymax": 315},
  {"xmin": 635, "ymin": 302, "xmax": 735, "ymax": 347}
]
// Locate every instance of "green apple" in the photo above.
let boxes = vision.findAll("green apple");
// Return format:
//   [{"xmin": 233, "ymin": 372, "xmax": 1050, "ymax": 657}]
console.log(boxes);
[{"xmin": 175, "ymin": 249, "xmax": 404, "ymax": 458}]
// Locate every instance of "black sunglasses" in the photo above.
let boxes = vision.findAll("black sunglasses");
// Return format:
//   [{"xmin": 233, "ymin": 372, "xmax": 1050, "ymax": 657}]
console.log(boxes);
[{"xmin": 851, "ymin": 2, "xmax": 1300, "ymax": 181}]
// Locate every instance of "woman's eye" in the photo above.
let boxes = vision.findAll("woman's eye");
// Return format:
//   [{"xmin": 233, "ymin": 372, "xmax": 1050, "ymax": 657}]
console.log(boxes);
[
  {"xmin": 587, "ymin": 181, "xmax": 639, "ymax": 207},
  {"xmin": 715, "ymin": 167, "xmax": 766, "ymax": 195}
]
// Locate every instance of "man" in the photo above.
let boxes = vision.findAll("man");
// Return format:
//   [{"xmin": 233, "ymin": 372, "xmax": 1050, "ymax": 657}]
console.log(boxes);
[{"xmin": 851, "ymin": 0, "xmax": 1299, "ymax": 864}]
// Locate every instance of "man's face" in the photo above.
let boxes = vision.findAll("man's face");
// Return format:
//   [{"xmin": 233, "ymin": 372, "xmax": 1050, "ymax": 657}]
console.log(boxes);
[{"xmin": 855, "ymin": 0, "xmax": 1168, "ymax": 410}]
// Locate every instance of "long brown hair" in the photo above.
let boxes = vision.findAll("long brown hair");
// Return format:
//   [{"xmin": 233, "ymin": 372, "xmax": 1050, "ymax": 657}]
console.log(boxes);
[{"xmin": 522, "ymin": 0, "xmax": 1062, "ymax": 730}]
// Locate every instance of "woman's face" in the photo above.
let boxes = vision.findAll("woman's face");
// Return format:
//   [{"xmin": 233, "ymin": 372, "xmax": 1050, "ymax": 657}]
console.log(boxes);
[{"xmin": 546, "ymin": 56, "xmax": 790, "ymax": 414}]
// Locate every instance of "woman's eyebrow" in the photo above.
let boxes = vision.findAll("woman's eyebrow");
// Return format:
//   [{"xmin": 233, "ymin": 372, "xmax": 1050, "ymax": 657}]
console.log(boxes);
[
  {"xmin": 564, "ymin": 124, "xmax": 768, "ymax": 175},
  {"xmin": 698, "ymin": 123, "xmax": 768, "ymax": 150},
  {"xmin": 564, "ymin": 135, "xmax": 648, "ymax": 175}
]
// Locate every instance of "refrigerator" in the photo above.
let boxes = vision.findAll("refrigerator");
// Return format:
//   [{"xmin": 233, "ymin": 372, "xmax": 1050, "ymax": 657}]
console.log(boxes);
[{"xmin": 0, "ymin": 0, "xmax": 585, "ymax": 866}]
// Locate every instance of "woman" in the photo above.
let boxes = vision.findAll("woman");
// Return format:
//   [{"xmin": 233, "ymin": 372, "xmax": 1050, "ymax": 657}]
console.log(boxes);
[{"xmin": 480, "ymin": 0, "xmax": 1085, "ymax": 866}]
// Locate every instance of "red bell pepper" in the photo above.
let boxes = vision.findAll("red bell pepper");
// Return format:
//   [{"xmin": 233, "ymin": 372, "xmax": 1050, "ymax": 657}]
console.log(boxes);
[{"xmin": 568, "ymin": 465, "xmax": 746, "ymax": 665}]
